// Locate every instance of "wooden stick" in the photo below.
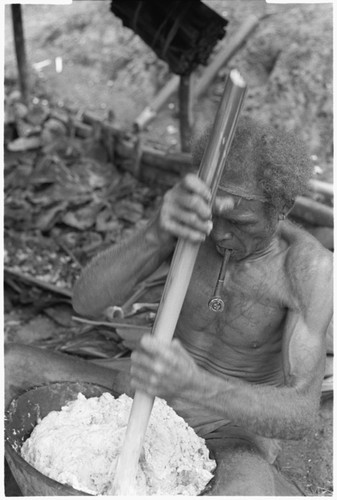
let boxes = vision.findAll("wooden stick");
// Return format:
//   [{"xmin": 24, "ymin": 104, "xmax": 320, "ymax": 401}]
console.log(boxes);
[
  {"xmin": 4, "ymin": 267, "xmax": 72, "ymax": 298},
  {"xmin": 179, "ymin": 74, "xmax": 193, "ymax": 152},
  {"xmin": 133, "ymin": 15, "xmax": 261, "ymax": 130},
  {"xmin": 134, "ymin": 75, "xmax": 180, "ymax": 131},
  {"xmin": 290, "ymin": 196, "xmax": 334, "ymax": 228},
  {"xmin": 111, "ymin": 70, "xmax": 247, "ymax": 495},
  {"xmin": 195, "ymin": 14, "xmax": 260, "ymax": 97},
  {"xmin": 71, "ymin": 315, "xmax": 151, "ymax": 331},
  {"xmin": 11, "ymin": 5, "xmax": 30, "ymax": 104},
  {"xmin": 308, "ymin": 179, "xmax": 333, "ymax": 198}
]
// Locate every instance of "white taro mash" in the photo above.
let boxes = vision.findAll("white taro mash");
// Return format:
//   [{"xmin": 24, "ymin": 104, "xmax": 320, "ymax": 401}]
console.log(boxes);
[{"xmin": 21, "ymin": 392, "xmax": 216, "ymax": 495}]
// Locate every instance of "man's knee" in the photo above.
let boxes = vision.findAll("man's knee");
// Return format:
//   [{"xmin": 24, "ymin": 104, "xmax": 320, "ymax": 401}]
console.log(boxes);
[
  {"xmin": 212, "ymin": 446, "xmax": 276, "ymax": 496},
  {"xmin": 5, "ymin": 342, "xmax": 24, "ymax": 365},
  {"xmin": 5, "ymin": 342, "xmax": 132, "ymax": 405},
  {"xmin": 5, "ymin": 343, "xmax": 35, "ymax": 407}
]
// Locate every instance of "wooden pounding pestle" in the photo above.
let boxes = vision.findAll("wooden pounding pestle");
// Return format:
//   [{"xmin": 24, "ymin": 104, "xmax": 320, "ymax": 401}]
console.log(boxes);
[{"xmin": 111, "ymin": 69, "xmax": 247, "ymax": 495}]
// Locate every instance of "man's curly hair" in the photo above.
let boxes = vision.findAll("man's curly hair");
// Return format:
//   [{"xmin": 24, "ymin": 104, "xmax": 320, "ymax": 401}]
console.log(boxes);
[{"xmin": 192, "ymin": 116, "xmax": 312, "ymax": 212}]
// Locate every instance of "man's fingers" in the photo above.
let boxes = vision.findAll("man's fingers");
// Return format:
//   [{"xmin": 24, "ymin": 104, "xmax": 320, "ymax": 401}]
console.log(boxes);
[
  {"xmin": 130, "ymin": 336, "xmax": 195, "ymax": 399},
  {"xmin": 161, "ymin": 218, "xmax": 208, "ymax": 242},
  {"xmin": 182, "ymin": 174, "xmax": 212, "ymax": 202},
  {"xmin": 165, "ymin": 188, "xmax": 211, "ymax": 221},
  {"xmin": 178, "ymin": 195, "xmax": 212, "ymax": 220},
  {"xmin": 138, "ymin": 334, "xmax": 172, "ymax": 360},
  {"xmin": 130, "ymin": 378, "xmax": 158, "ymax": 397},
  {"xmin": 172, "ymin": 211, "xmax": 212, "ymax": 235}
]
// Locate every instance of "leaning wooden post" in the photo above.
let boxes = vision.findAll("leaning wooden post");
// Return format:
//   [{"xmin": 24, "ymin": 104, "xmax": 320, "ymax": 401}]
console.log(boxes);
[
  {"xmin": 111, "ymin": 69, "xmax": 247, "ymax": 496},
  {"xmin": 179, "ymin": 74, "xmax": 194, "ymax": 153},
  {"xmin": 11, "ymin": 4, "xmax": 30, "ymax": 104}
]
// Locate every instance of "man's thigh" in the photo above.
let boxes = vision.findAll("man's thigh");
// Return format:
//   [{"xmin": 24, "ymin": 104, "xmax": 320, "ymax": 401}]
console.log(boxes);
[{"xmin": 5, "ymin": 343, "xmax": 132, "ymax": 407}]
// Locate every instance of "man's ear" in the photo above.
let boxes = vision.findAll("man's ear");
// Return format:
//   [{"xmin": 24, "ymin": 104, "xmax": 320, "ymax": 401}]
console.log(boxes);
[{"xmin": 279, "ymin": 199, "xmax": 295, "ymax": 219}]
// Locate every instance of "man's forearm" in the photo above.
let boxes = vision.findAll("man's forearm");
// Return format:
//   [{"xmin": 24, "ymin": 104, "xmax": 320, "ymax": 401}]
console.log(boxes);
[
  {"xmin": 72, "ymin": 216, "xmax": 174, "ymax": 317},
  {"xmin": 181, "ymin": 367, "xmax": 318, "ymax": 440}
]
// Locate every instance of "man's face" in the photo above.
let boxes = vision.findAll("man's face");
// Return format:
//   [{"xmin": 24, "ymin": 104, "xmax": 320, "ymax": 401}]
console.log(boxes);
[{"xmin": 210, "ymin": 192, "xmax": 277, "ymax": 260}]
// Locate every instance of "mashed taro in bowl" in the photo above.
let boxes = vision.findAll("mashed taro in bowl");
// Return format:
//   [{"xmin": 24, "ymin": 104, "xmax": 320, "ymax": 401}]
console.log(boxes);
[{"xmin": 21, "ymin": 392, "xmax": 215, "ymax": 495}]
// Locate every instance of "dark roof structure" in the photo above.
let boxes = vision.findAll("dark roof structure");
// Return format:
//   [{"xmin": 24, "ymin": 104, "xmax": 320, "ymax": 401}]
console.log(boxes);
[{"xmin": 110, "ymin": 0, "xmax": 228, "ymax": 75}]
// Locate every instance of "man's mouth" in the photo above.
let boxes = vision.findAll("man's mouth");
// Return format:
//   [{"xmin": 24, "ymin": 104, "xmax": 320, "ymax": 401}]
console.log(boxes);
[{"xmin": 216, "ymin": 244, "xmax": 234, "ymax": 256}]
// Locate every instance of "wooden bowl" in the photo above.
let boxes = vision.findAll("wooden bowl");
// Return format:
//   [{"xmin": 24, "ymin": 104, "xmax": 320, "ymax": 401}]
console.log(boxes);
[{"xmin": 5, "ymin": 381, "xmax": 217, "ymax": 496}]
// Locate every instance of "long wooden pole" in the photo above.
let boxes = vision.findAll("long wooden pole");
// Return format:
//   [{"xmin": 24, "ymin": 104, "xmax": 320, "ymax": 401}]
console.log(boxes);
[
  {"xmin": 11, "ymin": 5, "xmax": 29, "ymax": 104},
  {"xmin": 134, "ymin": 15, "xmax": 260, "ymax": 131},
  {"xmin": 194, "ymin": 15, "xmax": 260, "ymax": 97},
  {"xmin": 111, "ymin": 70, "xmax": 247, "ymax": 495}
]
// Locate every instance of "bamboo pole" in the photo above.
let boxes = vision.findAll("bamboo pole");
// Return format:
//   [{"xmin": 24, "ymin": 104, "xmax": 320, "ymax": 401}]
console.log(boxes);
[
  {"xmin": 111, "ymin": 70, "xmax": 247, "ymax": 495},
  {"xmin": 11, "ymin": 5, "xmax": 30, "ymax": 104},
  {"xmin": 179, "ymin": 74, "xmax": 193, "ymax": 152}
]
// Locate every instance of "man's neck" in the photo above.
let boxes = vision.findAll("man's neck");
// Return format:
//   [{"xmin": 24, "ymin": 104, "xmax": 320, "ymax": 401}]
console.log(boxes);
[{"xmin": 236, "ymin": 229, "xmax": 282, "ymax": 264}]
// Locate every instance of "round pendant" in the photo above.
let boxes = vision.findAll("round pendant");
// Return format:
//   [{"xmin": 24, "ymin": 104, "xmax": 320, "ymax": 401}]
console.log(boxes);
[{"xmin": 208, "ymin": 296, "xmax": 225, "ymax": 312}]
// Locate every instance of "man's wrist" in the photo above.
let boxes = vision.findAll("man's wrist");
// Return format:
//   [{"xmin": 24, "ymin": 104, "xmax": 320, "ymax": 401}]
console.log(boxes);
[{"xmin": 145, "ymin": 211, "xmax": 176, "ymax": 254}]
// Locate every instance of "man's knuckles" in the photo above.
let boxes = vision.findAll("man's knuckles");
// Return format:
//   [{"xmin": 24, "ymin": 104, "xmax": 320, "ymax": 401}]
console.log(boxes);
[
  {"xmin": 183, "ymin": 174, "xmax": 210, "ymax": 199},
  {"xmin": 182, "ymin": 173, "xmax": 197, "ymax": 189}
]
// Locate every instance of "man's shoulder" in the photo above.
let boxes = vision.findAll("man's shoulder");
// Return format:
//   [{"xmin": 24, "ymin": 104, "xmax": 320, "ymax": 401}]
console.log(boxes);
[
  {"xmin": 281, "ymin": 221, "xmax": 332, "ymax": 264},
  {"xmin": 280, "ymin": 221, "xmax": 332, "ymax": 299}
]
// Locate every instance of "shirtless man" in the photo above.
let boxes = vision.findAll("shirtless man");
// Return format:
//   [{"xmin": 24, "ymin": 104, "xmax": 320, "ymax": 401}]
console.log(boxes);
[{"xmin": 6, "ymin": 117, "xmax": 332, "ymax": 495}]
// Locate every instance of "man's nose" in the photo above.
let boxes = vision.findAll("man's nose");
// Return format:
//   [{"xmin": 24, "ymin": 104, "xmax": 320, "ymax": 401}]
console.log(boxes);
[{"xmin": 213, "ymin": 217, "xmax": 233, "ymax": 235}]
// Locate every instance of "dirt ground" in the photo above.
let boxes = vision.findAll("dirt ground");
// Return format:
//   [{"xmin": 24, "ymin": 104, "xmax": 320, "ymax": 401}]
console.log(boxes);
[{"xmin": 4, "ymin": 0, "xmax": 333, "ymax": 496}]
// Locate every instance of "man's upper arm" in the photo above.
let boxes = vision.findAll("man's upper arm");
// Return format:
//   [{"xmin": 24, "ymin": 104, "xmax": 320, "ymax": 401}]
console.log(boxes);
[{"xmin": 282, "ymin": 248, "xmax": 333, "ymax": 396}]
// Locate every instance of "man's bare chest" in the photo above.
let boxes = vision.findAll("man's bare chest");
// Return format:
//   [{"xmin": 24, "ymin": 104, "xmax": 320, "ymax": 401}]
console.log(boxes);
[{"xmin": 178, "ymin": 247, "xmax": 286, "ymax": 349}]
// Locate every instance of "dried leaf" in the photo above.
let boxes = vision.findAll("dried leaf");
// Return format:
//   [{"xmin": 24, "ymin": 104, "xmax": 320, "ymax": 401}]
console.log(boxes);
[
  {"xmin": 13, "ymin": 102, "xmax": 28, "ymax": 120},
  {"xmin": 14, "ymin": 316, "xmax": 57, "ymax": 344},
  {"xmin": 26, "ymin": 103, "xmax": 50, "ymax": 126},
  {"xmin": 5, "ymin": 205, "xmax": 33, "ymax": 229},
  {"xmin": 114, "ymin": 199, "xmax": 144, "ymax": 223},
  {"xmin": 41, "ymin": 119, "xmax": 68, "ymax": 145},
  {"xmin": 62, "ymin": 204, "xmax": 100, "ymax": 230},
  {"xmin": 116, "ymin": 326, "xmax": 149, "ymax": 350},
  {"xmin": 16, "ymin": 119, "xmax": 41, "ymax": 138},
  {"xmin": 87, "ymin": 170, "xmax": 106, "ymax": 189},
  {"xmin": 59, "ymin": 334, "xmax": 122, "ymax": 359},
  {"xmin": 44, "ymin": 304, "xmax": 77, "ymax": 327},
  {"xmin": 95, "ymin": 208, "xmax": 121, "ymax": 233},
  {"xmin": 35, "ymin": 202, "xmax": 68, "ymax": 231}
]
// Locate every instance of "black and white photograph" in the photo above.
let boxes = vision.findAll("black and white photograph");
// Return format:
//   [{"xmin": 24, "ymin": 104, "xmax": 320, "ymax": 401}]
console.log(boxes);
[{"xmin": 3, "ymin": 0, "xmax": 333, "ymax": 496}]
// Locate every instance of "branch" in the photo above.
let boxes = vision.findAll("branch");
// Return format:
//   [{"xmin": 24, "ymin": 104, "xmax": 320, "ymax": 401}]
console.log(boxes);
[{"xmin": 4, "ymin": 267, "xmax": 72, "ymax": 298}]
